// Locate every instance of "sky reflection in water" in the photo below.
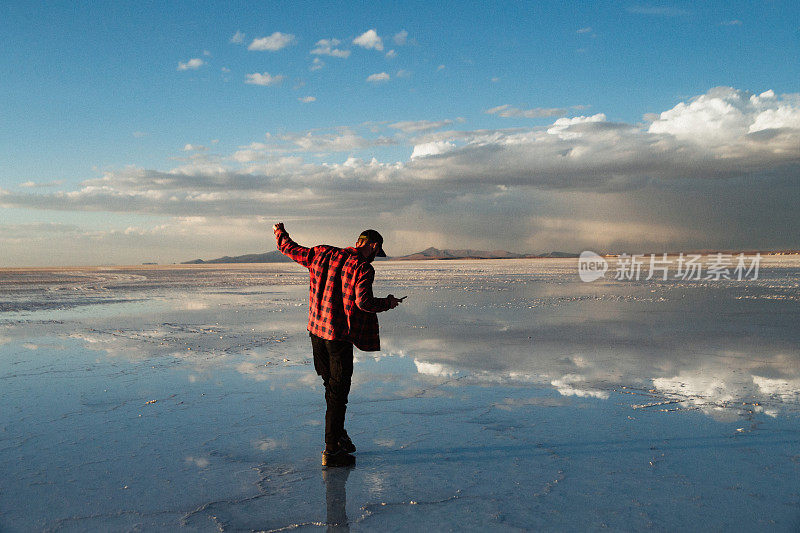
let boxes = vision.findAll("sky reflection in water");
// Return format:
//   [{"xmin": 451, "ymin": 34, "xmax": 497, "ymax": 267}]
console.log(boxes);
[{"xmin": 0, "ymin": 259, "xmax": 798, "ymax": 530}]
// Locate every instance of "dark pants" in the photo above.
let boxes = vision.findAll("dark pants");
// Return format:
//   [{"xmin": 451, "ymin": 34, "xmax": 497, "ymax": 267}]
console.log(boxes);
[{"xmin": 310, "ymin": 333, "xmax": 354, "ymax": 450}]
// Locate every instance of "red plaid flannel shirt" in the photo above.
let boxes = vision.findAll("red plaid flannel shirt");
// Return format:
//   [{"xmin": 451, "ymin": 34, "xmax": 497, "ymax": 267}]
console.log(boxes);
[{"xmin": 276, "ymin": 228, "xmax": 391, "ymax": 351}]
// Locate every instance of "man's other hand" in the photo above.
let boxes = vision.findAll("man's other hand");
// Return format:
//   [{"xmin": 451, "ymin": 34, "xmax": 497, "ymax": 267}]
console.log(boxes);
[
  {"xmin": 387, "ymin": 295, "xmax": 406, "ymax": 309},
  {"xmin": 273, "ymin": 222, "xmax": 284, "ymax": 234}
]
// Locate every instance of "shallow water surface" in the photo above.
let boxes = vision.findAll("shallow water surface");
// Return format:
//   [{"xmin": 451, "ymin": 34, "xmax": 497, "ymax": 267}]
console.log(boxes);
[{"xmin": 1, "ymin": 259, "xmax": 799, "ymax": 531}]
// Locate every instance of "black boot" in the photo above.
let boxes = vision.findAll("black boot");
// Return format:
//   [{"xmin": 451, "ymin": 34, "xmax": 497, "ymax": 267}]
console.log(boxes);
[
  {"xmin": 338, "ymin": 430, "xmax": 356, "ymax": 453},
  {"xmin": 322, "ymin": 447, "xmax": 355, "ymax": 467}
]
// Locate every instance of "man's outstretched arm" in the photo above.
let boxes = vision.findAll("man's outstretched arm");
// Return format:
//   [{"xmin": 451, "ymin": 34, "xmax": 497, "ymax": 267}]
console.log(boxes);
[
  {"xmin": 354, "ymin": 265, "xmax": 404, "ymax": 313},
  {"xmin": 273, "ymin": 223, "xmax": 314, "ymax": 268}
]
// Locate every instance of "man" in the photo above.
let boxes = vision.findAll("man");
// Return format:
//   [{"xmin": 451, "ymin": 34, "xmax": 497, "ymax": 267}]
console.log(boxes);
[{"xmin": 273, "ymin": 223, "xmax": 404, "ymax": 467}]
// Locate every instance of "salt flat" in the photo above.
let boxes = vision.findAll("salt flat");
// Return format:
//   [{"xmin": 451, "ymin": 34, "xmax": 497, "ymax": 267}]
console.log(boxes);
[{"xmin": 1, "ymin": 258, "xmax": 799, "ymax": 531}]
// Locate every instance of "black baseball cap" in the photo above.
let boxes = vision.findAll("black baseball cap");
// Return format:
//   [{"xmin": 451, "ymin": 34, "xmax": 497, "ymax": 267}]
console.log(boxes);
[{"xmin": 358, "ymin": 229, "xmax": 386, "ymax": 257}]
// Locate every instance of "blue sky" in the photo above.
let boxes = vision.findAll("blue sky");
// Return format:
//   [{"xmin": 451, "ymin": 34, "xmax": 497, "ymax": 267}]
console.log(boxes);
[{"xmin": 1, "ymin": 1, "xmax": 799, "ymax": 265}]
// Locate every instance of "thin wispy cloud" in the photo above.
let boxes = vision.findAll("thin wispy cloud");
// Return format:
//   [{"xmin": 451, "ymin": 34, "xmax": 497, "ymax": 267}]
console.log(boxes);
[
  {"xmin": 627, "ymin": 5, "xmax": 689, "ymax": 16},
  {"xmin": 177, "ymin": 58, "xmax": 204, "ymax": 71},
  {"xmin": 577, "ymin": 27, "xmax": 592, "ymax": 33},
  {"xmin": 18, "ymin": 180, "xmax": 65, "ymax": 188},
  {"xmin": 366, "ymin": 72, "xmax": 390, "ymax": 83},
  {"xmin": 244, "ymin": 72, "xmax": 285, "ymax": 86},
  {"xmin": 393, "ymin": 30, "xmax": 408, "ymax": 45},
  {"xmin": 230, "ymin": 30, "xmax": 245, "ymax": 44},
  {"xmin": 281, "ymin": 129, "xmax": 394, "ymax": 152},
  {"xmin": 248, "ymin": 32, "xmax": 296, "ymax": 51},
  {"xmin": 229, "ymin": 128, "xmax": 397, "ymax": 161},
  {"xmin": 720, "ymin": 19, "xmax": 743, "ymax": 26},
  {"xmin": 389, "ymin": 120, "xmax": 454, "ymax": 133},
  {"xmin": 486, "ymin": 104, "xmax": 568, "ymax": 118},
  {"xmin": 353, "ymin": 29, "xmax": 384, "ymax": 51},
  {"xmin": 310, "ymin": 57, "xmax": 324, "ymax": 71},
  {"xmin": 298, "ymin": 96, "xmax": 316, "ymax": 103}
]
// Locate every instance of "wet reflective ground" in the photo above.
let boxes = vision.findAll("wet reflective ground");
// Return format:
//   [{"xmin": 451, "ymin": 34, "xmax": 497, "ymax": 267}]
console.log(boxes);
[{"xmin": 1, "ymin": 259, "xmax": 799, "ymax": 531}]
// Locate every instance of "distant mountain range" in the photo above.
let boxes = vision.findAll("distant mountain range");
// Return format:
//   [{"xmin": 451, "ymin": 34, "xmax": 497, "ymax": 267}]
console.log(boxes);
[
  {"xmin": 182, "ymin": 247, "xmax": 579, "ymax": 264},
  {"xmin": 391, "ymin": 247, "xmax": 523, "ymax": 260},
  {"xmin": 182, "ymin": 251, "xmax": 292, "ymax": 264}
]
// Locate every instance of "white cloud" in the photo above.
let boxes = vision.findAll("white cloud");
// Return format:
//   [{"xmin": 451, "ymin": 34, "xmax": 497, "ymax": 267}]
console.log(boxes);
[
  {"xmin": 437, "ymin": 64, "xmax": 445, "ymax": 71},
  {"xmin": 353, "ymin": 29, "xmax": 384, "ymax": 51},
  {"xmin": 230, "ymin": 30, "xmax": 245, "ymax": 44},
  {"xmin": 410, "ymin": 141, "xmax": 456, "ymax": 159},
  {"xmin": 4, "ymin": 87, "xmax": 798, "ymax": 257},
  {"xmin": 310, "ymin": 38, "xmax": 350, "ymax": 58},
  {"xmin": 551, "ymin": 375, "xmax": 609, "ymax": 399},
  {"xmin": 248, "ymin": 32, "xmax": 296, "ymax": 51},
  {"xmin": 366, "ymin": 72, "xmax": 390, "ymax": 83},
  {"xmin": 177, "ymin": 58, "xmax": 204, "ymax": 71},
  {"xmin": 182, "ymin": 144, "xmax": 207, "ymax": 152},
  {"xmin": 298, "ymin": 96, "xmax": 316, "ymax": 103},
  {"xmin": 651, "ymin": 374, "xmax": 735, "ymax": 411},
  {"xmin": 720, "ymin": 19, "xmax": 743, "ymax": 26},
  {"xmin": 396, "ymin": 69, "xmax": 411, "ymax": 78},
  {"xmin": 385, "ymin": 49, "xmax": 397, "ymax": 59},
  {"xmin": 245, "ymin": 72, "xmax": 285, "ymax": 86},
  {"xmin": 414, "ymin": 359, "xmax": 456, "ymax": 377},
  {"xmin": 279, "ymin": 129, "xmax": 392, "ymax": 152},
  {"xmin": 648, "ymin": 87, "xmax": 800, "ymax": 147},
  {"xmin": 310, "ymin": 57, "xmax": 324, "ymax": 71},
  {"xmin": 546, "ymin": 113, "xmax": 607, "ymax": 139},
  {"xmin": 132, "ymin": 131, "xmax": 147, "ymax": 138},
  {"xmin": 389, "ymin": 119, "xmax": 453, "ymax": 133},
  {"xmin": 185, "ymin": 456, "xmax": 210, "ymax": 468},
  {"xmin": 9, "ymin": 85, "xmax": 797, "ymax": 210},
  {"xmin": 486, "ymin": 104, "xmax": 568, "ymax": 118},
  {"xmin": 393, "ymin": 30, "xmax": 408, "ymax": 45},
  {"xmin": 753, "ymin": 376, "xmax": 800, "ymax": 399},
  {"xmin": 229, "ymin": 143, "xmax": 273, "ymax": 163},
  {"xmin": 577, "ymin": 27, "xmax": 592, "ymax": 33},
  {"xmin": 18, "ymin": 180, "xmax": 64, "ymax": 188}
]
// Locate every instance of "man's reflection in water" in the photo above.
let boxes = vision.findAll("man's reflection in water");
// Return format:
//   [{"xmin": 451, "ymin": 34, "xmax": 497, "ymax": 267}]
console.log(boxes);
[{"xmin": 322, "ymin": 466, "xmax": 353, "ymax": 532}]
